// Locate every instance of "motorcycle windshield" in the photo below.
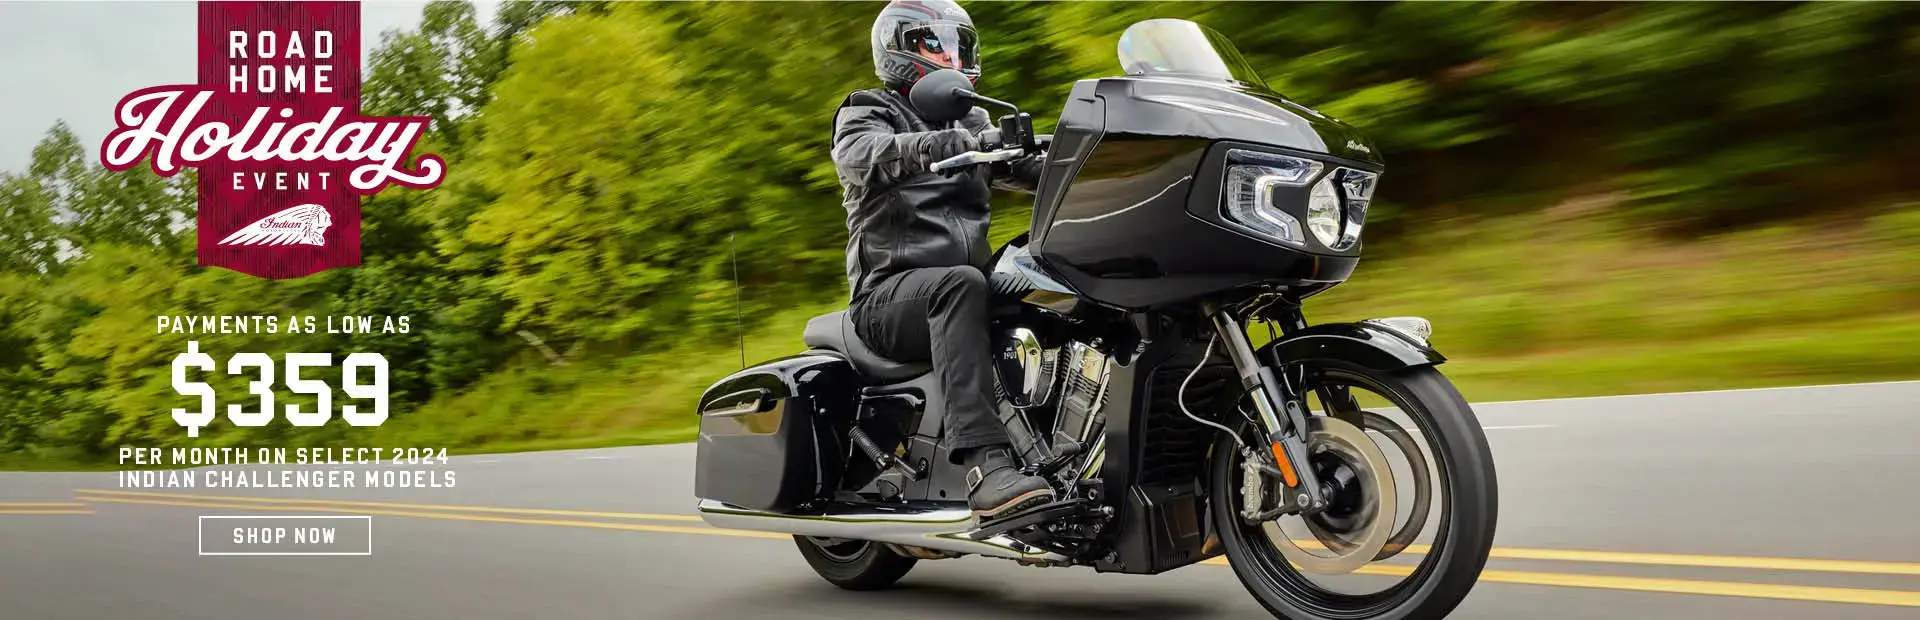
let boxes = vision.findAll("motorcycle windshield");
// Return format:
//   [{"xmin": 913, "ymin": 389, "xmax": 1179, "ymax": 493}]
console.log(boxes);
[{"xmin": 1117, "ymin": 19, "xmax": 1267, "ymax": 88}]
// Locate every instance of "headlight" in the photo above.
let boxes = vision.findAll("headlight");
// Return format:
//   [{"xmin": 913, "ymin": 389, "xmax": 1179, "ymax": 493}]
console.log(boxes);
[
  {"xmin": 1222, "ymin": 149, "xmax": 1322, "ymax": 248},
  {"xmin": 1223, "ymin": 149, "xmax": 1381, "ymax": 252},
  {"xmin": 1330, "ymin": 168, "xmax": 1378, "ymax": 251},
  {"xmin": 1307, "ymin": 176, "xmax": 1342, "ymax": 249}
]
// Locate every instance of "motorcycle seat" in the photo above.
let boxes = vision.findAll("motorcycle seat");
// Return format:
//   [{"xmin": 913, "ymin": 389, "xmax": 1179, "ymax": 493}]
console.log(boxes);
[{"xmin": 802, "ymin": 311, "xmax": 931, "ymax": 382}]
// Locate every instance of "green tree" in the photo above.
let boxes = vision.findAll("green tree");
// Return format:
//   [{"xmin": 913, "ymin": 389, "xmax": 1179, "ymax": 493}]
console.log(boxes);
[
  {"xmin": 26, "ymin": 122, "xmax": 193, "ymax": 253},
  {"xmin": 0, "ymin": 173, "xmax": 60, "ymax": 275}
]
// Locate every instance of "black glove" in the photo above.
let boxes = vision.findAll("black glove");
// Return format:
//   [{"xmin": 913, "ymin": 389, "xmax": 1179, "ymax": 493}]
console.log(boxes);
[{"xmin": 922, "ymin": 128, "xmax": 978, "ymax": 167}]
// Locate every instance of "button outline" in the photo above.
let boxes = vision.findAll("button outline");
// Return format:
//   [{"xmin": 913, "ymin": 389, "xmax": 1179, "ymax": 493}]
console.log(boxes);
[{"xmin": 198, "ymin": 515, "xmax": 373, "ymax": 556}]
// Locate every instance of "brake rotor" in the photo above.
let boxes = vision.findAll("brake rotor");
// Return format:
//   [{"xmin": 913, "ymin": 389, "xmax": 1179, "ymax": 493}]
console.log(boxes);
[
  {"xmin": 1266, "ymin": 415, "xmax": 1397, "ymax": 575},
  {"xmin": 1305, "ymin": 411, "xmax": 1432, "ymax": 561}
]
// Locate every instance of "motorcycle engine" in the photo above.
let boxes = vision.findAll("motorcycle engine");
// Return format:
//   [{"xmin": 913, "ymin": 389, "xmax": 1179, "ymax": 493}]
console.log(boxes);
[
  {"xmin": 994, "ymin": 332, "xmax": 1111, "ymax": 441},
  {"xmin": 994, "ymin": 327, "xmax": 1054, "ymax": 409},
  {"xmin": 1051, "ymin": 341, "xmax": 1111, "ymax": 445}
]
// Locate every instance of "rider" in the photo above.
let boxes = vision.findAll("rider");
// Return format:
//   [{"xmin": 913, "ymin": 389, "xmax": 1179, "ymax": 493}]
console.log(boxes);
[{"xmin": 831, "ymin": 0, "xmax": 1051, "ymax": 522}]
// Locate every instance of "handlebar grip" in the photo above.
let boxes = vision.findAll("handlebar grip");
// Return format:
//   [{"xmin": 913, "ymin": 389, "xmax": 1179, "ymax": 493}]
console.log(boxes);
[{"xmin": 978, "ymin": 128, "xmax": 1004, "ymax": 152}]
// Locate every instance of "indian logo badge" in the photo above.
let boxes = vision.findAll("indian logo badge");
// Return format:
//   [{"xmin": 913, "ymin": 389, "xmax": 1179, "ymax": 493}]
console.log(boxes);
[
  {"xmin": 218, "ymin": 203, "xmax": 334, "ymax": 247},
  {"xmin": 97, "ymin": 1, "xmax": 444, "ymax": 279}
]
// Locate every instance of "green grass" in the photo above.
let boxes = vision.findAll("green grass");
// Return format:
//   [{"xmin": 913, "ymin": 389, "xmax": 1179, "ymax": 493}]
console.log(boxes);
[
  {"xmin": 1438, "ymin": 313, "xmax": 1920, "ymax": 401},
  {"xmin": 6, "ymin": 208, "xmax": 1916, "ymax": 471}
]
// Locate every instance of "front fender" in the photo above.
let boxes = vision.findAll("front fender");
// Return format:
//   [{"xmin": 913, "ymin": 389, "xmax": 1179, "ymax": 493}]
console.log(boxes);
[{"xmin": 1258, "ymin": 321, "xmax": 1445, "ymax": 371}]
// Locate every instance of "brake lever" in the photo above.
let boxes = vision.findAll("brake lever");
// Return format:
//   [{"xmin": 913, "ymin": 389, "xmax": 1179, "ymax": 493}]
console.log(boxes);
[{"xmin": 929, "ymin": 148, "xmax": 1023, "ymax": 174}]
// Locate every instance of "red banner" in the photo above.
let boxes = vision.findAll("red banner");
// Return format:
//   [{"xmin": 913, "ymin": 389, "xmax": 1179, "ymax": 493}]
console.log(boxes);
[
  {"xmin": 101, "ymin": 1, "xmax": 443, "ymax": 280},
  {"xmin": 199, "ymin": 1, "xmax": 360, "ymax": 278}
]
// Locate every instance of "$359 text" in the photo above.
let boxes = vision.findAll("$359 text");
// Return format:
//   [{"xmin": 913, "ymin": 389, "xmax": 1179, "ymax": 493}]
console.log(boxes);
[{"xmin": 171, "ymin": 341, "xmax": 387, "ymax": 437}]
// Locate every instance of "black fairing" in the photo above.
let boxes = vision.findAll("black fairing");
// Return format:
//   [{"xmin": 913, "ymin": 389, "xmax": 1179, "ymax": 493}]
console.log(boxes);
[
  {"xmin": 694, "ymin": 353, "xmax": 857, "ymax": 511},
  {"xmin": 1028, "ymin": 77, "xmax": 1384, "ymax": 311},
  {"xmin": 1259, "ymin": 323, "xmax": 1446, "ymax": 371}
]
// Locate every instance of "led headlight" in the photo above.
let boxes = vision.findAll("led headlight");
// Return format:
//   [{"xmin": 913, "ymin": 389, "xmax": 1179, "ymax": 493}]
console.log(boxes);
[
  {"xmin": 1222, "ymin": 150, "xmax": 1322, "ymax": 248},
  {"xmin": 1307, "ymin": 176, "xmax": 1342, "ymax": 249},
  {"xmin": 1331, "ymin": 168, "xmax": 1379, "ymax": 251}
]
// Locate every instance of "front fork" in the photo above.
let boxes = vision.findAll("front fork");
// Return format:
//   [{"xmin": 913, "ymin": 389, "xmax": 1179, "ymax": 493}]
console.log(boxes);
[{"xmin": 1203, "ymin": 301, "xmax": 1329, "ymax": 515}]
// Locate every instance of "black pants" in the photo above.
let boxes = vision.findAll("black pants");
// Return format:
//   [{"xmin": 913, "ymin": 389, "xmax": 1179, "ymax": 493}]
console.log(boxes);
[{"xmin": 851, "ymin": 265, "xmax": 1008, "ymax": 453}]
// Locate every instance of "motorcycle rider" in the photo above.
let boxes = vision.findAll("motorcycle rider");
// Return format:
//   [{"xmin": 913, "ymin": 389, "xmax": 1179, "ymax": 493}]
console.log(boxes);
[{"xmin": 831, "ymin": 0, "xmax": 1051, "ymax": 522}]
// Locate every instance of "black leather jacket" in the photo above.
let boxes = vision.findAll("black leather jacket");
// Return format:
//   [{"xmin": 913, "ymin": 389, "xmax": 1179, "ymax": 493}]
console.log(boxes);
[{"xmin": 831, "ymin": 87, "xmax": 1040, "ymax": 302}]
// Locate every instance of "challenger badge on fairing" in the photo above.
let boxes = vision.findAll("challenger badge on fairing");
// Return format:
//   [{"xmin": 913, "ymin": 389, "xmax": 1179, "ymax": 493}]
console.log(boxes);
[{"xmin": 217, "ymin": 204, "xmax": 334, "ymax": 247}]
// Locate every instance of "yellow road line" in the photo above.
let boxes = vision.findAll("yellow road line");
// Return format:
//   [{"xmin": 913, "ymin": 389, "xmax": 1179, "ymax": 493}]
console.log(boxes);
[
  {"xmin": 1282, "ymin": 540, "xmax": 1920, "ymax": 577},
  {"xmin": 79, "ymin": 495, "xmax": 788, "ymax": 540},
  {"xmin": 82, "ymin": 493, "xmax": 1920, "ymax": 608},
  {"xmin": 0, "ymin": 509, "xmax": 92, "ymax": 515},
  {"xmin": 1471, "ymin": 569, "xmax": 1920, "ymax": 608},
  {"xmin": 77, "ymin": 490, "xmax": 1920, "ymax": 578},
  {"xmin": 1486, "ymin": 546, "xmax": 1920, "ymax": 577},
  {"xmin": 0, "ymin": 502, "xmax": 88, "ymax": 508},
  {"xmin": 75, "ymin": 489, "xmax": 701, "ymax": 523},
  {"xmin": 1199, "ymin": 558, "xmax": 1920, "ymax": 607}
]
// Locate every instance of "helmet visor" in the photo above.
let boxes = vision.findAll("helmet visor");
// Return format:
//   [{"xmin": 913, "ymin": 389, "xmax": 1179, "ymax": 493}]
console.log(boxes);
[{"xmin": 900, "ymin": 24, "xmax": 979, "ymax": 74}]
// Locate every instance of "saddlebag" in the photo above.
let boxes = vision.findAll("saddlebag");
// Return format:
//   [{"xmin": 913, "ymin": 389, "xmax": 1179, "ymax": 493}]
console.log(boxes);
[{"xmin": 693, "ymin": 353, "xmax": 856, "ymax": 512}]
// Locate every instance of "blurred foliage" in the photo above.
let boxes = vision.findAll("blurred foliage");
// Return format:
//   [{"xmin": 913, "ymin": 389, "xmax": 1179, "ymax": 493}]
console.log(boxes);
[{"xmin": 1, "ymin": 1, "xmax": 1917, "ymax": 465}]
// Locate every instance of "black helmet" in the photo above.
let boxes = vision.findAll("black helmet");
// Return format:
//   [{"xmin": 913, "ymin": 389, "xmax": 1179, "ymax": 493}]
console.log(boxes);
[{"xmin": 870, "ymin": 0, "xmax": 980, "ymax": 92}]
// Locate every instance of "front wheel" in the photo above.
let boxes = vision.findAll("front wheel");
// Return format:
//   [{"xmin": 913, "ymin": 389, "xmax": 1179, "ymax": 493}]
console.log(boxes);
[
  {"xmin": 1212, "ymin": 365, "xmax": 1498, "ymax": 619},
  {"xmin": 793, "ymin": 536, "xmax": 918, "ymax": 591}
]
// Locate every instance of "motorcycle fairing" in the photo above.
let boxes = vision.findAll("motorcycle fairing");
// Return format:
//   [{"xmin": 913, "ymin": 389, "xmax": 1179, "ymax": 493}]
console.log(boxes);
[{"xmin": 1027, "ymin": 76, "xmax": 1381, "ymax": 311}]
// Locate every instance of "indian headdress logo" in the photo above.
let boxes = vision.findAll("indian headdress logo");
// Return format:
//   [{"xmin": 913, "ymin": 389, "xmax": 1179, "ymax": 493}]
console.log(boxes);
[
  {"xmin": 218, "ymin": 203, "xmax": 333, "ymax": 247},
  {"xmin": 98, "ymin": 1, "xmax": 443, "ymax": 279}
]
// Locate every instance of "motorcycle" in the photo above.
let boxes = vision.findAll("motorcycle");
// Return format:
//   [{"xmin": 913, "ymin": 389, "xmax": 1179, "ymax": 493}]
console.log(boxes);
[{"xmin": 693, "ymin": 18, "xmax": 1497, "ymax": 619}]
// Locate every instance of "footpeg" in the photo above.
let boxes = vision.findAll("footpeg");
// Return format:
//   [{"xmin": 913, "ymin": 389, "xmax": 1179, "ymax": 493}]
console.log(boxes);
[
  {"xmin": 850, "ymin": 427, "xmax": 923, "ymax": 480},
  {"xmin": 965, "ymin": 498, "xmax": 1083, "ymax": 540},
  {"xmin": 875, "ymin": 471, "xmax": 907, "ymax": 501}
]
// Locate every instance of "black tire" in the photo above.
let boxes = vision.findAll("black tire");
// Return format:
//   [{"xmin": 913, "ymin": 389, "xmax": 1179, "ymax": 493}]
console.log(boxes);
[
  {"xmin": 793, "ymin": 536, "xmax": 919, "ymax": 591},
  {"xmin": 1212, "ymin": 365, "xmax": 1498, "ymax": 620}
]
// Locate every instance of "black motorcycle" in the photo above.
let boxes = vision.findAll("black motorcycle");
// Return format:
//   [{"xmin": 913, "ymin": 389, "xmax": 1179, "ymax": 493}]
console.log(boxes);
[{"xmin": 694, "ymin": 19, "xmax": 1497, "ymax": 620}]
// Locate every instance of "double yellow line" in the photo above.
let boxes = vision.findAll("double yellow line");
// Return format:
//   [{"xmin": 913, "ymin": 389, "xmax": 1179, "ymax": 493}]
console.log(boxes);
[
  {"xmin": 0, "ymin": 501, "xmax": 91, "ymax": 515},
  {"xmin": 74, "ymin": 488, "xmax": 1920, "ymax": 608},
  {"xmin": 77, "ymin": 488, "xmax": 784, "ymax": 540}
]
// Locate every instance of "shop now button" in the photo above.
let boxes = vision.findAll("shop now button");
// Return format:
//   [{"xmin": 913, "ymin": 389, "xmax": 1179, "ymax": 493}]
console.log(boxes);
[{"xmin": 199, "ymin": 515, "xmax": 372, "ymax": 556}]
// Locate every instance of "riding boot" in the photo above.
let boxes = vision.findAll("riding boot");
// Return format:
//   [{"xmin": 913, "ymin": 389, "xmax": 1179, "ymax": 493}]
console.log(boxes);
[{"xmin": 962, "ymin": 445, "xmax": 1055, "ymax": 521}]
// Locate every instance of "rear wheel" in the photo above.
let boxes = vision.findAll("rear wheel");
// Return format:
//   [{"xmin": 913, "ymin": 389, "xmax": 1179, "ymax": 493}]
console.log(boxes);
[
  {"xmin": 1212, "ymin": 365, "xmax": 1498, "ymax": 619},
  {"xmin": 793, "ymin": 536, "xmax": 918, "ymax": 591}
]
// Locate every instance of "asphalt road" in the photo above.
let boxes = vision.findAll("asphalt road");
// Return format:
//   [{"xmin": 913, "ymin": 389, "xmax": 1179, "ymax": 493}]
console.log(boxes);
[{"xmin": 3, "ymin": 381, "xmax": 1919, "ymax": 619}]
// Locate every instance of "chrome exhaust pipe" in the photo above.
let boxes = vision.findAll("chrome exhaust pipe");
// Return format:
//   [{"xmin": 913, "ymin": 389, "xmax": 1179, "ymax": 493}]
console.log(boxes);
[{"xmin": 697, "ymin": 499, "xmax": 1071, "ymax": 563}]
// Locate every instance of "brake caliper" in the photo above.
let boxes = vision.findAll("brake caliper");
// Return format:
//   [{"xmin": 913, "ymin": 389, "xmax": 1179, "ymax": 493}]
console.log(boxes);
[{"xmin": 1240, "ymin": 448, "xmax": 1273, "ymax": 521}]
